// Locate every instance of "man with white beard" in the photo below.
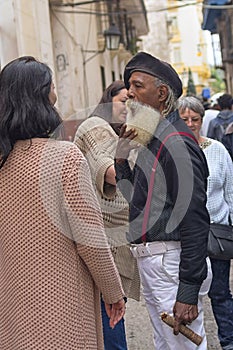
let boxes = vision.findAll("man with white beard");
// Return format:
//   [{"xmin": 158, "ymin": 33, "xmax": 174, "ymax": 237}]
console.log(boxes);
[{"xmin": 114, "ymin": 52, "xmax": 211, "ymax": 350}]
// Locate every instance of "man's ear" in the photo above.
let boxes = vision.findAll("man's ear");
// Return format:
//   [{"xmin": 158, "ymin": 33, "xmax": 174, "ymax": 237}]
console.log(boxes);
[{"xmin": 158, "ymin": 85, "xmax": 168, "ymax": 102}]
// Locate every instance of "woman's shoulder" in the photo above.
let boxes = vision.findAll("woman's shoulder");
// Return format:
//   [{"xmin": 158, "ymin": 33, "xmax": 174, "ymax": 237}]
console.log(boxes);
[
  {"xmin": 75, "ymin": 116, "xmax": 117, "ymax": 147},
  {"xmin": 78, "ymin": 116, "xmax": 109, "ymax": 130},
  {"xmin": 75, "ymin": 116, "xmax": 114, "ymax": 139},
  {"xmin": 205, "ymin": 137, "xmax": 227, "ymax": 151},
  {"xmin": 204, "ymin": 137, "xmax": 231, "ymax": 161},
  {"xmin": 36, "ymin": 139, "xmax": 88, "ymax": 185},
  {"xmin": 43, "ymin": 139, "xmax": 85, "ymax": 162}
]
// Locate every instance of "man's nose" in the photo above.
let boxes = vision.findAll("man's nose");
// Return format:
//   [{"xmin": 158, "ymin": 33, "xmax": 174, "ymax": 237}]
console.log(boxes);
[{"xmin": 127, "ymin": 85, "xmax": 135, "ymax": 97}]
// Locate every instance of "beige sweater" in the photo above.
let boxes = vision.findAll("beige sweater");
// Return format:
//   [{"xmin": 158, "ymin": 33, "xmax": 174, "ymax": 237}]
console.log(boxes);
[
  {"xmin": 74, "ymin": 116, "xmax": 140, "ymax": 301},
  {"xmin": 0, "ymin": 138, "xmax": 124, "ymax": 350}
]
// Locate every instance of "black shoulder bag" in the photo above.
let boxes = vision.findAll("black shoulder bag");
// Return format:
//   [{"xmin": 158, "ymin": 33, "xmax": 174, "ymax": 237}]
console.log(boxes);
[{"xmin": 208, "ymin": 217, "xmax": 233, "ymax": 260}]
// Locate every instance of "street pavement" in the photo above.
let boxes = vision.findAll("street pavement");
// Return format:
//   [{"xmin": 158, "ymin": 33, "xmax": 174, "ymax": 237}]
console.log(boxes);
[{"xmin": 125, "ymin": 262, "xmax": 233, "ymax": 349}]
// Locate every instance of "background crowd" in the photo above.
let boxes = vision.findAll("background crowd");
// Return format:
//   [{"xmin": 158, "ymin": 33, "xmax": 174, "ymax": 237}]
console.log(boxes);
[{"xmin": 0, "ymin": 52, "xmax": 233, "ymax": 350}]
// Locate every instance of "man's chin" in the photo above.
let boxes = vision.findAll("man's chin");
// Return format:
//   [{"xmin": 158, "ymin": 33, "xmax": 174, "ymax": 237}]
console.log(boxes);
[
  {"xmin": 126, "ymin": 100, "xmax": 162, "ymax": 146},
  {"xmin": 126, "ymin": 126, "xmax": 154, "ymax": 146}
]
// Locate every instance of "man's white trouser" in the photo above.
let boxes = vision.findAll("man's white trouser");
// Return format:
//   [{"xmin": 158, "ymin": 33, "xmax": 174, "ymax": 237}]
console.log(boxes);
[{"xmin": 134, "ymin": 241, "xmax": 212, "ymax": 350}]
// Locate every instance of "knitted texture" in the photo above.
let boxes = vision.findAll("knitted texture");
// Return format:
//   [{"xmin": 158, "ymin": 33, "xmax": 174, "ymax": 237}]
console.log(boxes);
[
  {"xmin": 0, "ymin": 138, "xmax": 124, "ymax": 350},
  {"xmin": 74, "ymin": 117, "xmax": 140, "ymax": 301},
  {"xmin": 202, "ymin": 138, "xmax": 233, "ymax": 224}
]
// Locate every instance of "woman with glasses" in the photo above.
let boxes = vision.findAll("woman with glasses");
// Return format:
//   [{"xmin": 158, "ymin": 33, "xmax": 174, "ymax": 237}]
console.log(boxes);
[{"xmin": 178, "ymin": 96, "xmax": 233, "ymax": 350}]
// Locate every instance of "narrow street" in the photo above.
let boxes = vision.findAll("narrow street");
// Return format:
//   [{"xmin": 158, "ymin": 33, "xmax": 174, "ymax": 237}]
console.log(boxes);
[{"xmin": 125, "ymin": 262, "xmax": 233, "ymax": 349}]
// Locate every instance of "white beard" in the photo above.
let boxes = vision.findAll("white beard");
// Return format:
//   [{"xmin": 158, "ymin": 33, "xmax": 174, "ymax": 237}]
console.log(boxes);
[{"xmin": 126, "ymin": 100, "xmax": 162, "ymax": 146}]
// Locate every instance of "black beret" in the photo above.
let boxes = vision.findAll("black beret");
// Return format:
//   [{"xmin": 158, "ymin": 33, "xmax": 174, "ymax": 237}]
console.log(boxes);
[{"xmin": 124, "ymin": 52, "xmax": 183, "ymax": 98}]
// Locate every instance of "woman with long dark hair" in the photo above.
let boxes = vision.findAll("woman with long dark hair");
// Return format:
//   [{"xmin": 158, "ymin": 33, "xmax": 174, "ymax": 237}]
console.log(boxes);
[
  {"xmin": 0, "ymin": 56, "xmax": 61, "ymax": 168},
  {"xmin": 0, "ymin": 56, "xmax": 125, "ymax": 350}
]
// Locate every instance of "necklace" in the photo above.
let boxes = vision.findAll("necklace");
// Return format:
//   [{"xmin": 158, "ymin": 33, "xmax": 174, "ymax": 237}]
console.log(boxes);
[{"xmin": 199, "ymin": 138, "xmax": 212, "ymax": 150}]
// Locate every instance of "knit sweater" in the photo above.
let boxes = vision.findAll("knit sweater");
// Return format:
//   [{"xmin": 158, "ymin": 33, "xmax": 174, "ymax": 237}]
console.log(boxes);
[
  {"xmin": 0, "ymin": 138, "xmax": 124, "ymax": 350},
  {"xmin": 201, "ymin": 138, "xmax": 233, "ymax": 224},
  {"xmin": 74, "ymin": 116, "xmax": 140, "ymax": 301}
]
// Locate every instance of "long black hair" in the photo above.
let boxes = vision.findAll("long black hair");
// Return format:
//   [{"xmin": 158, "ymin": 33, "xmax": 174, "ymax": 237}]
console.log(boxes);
[
  {"xmin": 90, "ymin": 80, "xmax": 126, "ymax": 123},
  {"xmin": 0, "ymin": 56, "xmax": 62, "ymax": 168}
]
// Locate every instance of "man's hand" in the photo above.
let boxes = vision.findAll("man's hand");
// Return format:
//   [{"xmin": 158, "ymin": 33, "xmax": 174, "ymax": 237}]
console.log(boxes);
[
  {"xmin": 173, "ymin": 301, "xmax": 198, "ymax": 335},
  {"xmin": 105, "ymin": 299, "xmax": 126, "ymax": 329},
  {"xmin": 115, "ymin": 124, "xmax": 138, "ymax": 164}
]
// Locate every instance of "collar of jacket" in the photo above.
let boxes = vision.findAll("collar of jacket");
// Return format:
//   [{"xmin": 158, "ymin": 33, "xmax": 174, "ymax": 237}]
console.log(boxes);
[{"xmin": 149, "ymin": 109, "xmax": 180, "ymax": 141}]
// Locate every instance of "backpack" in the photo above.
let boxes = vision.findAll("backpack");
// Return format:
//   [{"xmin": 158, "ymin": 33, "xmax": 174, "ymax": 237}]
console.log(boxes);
[
  {"xmin": 222, "ymin": 123, "xmax": 233, "ymax": 160},
  {"xmin": 208, "ymin": 113, "xmax": 233, "ymax": 142},
  {"xmin": 219, "ymin": 114, "xmax": 233, "ymax": 134}
]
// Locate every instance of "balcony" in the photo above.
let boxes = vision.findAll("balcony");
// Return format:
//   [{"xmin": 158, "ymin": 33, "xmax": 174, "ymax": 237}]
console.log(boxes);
[{"xmin": 202, "ymin": 0, "xmax": 231, "ymax": 33}]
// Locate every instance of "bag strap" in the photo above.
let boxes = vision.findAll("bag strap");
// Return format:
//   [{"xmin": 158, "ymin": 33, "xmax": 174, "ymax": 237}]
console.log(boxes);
[{"xmin": 141, "ymin": 132, "xmax": 198, "ymax": 242}]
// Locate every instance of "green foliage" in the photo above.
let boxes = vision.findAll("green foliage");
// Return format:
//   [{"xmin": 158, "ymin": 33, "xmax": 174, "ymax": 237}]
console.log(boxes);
[
  {"xmin": 186, "ymin": 68, "xmax": 196, "ymax": 96},
  {"xmin": 209, "ymin": 68, "xmax": 226, "ymax": 93}
]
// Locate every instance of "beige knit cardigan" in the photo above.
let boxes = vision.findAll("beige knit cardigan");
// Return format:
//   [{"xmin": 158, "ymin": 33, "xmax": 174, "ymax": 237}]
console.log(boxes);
[
  {"xmin": 74, "ymin": 116, "xmax": 140, "ymax": 301},
  {"xmin": 0, "ymin": 138, "xmax": 124, "ymax": 350}
]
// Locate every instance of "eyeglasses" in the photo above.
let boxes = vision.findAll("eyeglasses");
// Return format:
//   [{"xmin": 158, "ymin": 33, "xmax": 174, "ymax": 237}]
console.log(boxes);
[{"xmin": 181, "ymin": 117, "xmax": 202, "ymax": 124}]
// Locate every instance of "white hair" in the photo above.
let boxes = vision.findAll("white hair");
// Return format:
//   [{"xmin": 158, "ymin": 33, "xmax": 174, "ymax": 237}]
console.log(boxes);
[{"xmin": 154, "ymin": 77, "xmax": 178, "ymax": 117}]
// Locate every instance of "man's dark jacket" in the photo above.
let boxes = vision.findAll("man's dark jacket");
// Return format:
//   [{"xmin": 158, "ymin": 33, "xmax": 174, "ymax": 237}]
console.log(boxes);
[{"xmin": 115, "ymin": 110, "xmax": 210, "ymax": 305}]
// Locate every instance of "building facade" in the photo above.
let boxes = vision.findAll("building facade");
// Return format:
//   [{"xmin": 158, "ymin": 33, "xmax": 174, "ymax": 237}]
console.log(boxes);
[
  {"xmin": 141, "ymin": 0, "xmax": 211, "ymax": 96},
  {"xmin": 0, "ymin": 0, "xmax": 148, "ymax": 138},
  {"xmin": 141, "ymin": 0, "xmax": 170, "ymax": 62},
  {"xmin": 202, "ymin": 0, "xmax": 233, "ymax": 95},
  {"xmin": 167, "ymin": 0, "xmax": 211, "ymax": 95}
]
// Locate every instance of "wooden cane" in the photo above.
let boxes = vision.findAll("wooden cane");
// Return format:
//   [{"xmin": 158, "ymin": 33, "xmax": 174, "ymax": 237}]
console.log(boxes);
[{"xmin": 161, "ymin": 312, "xmax": 203, "ymax": 346}]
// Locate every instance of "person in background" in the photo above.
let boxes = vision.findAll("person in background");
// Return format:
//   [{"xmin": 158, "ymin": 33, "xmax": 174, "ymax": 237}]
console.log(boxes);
[
  {"xmin": 201, "ymin": 94, "xmax": 222, "ymax": 136},
  {"xmin": 222, "ymin": 122, "xmax": 233, "ymax": 160},
  {"xmin": 207, "ymin": 93, "xmax": 233, "ymax": 141},
  {"xmin": 115, "ymin": 52, "xmax": 211, "ymax": 350},
  {"xmin": 178, "ymin": 96, "xmax": 233, "ymax": 350},
  {"xmin": 201, "ymin": 87, "xmax": 211, "ymax": 110},
  {"xmin": 202, "ymin": 97, "xmax": 211, "ymax": 110},
  {"xmin": 74, "ymin": 80, "xmax": 140, "ymax": 350},
  {"xmin": 0, "ymin": 56, "xmax": 125, "ymax": 350}
]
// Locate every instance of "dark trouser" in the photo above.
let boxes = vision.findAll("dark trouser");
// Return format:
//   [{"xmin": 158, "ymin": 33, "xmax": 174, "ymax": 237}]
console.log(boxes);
[
  {"xmin": 208, "ymin": 258, "xmax": 233, "ymax": 350},
  {"xmin": 101, "ymin": 297, "xmax": 128, "ymax": 350}
]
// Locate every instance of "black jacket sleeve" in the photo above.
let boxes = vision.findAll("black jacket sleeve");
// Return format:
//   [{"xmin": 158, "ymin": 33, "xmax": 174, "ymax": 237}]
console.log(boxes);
[
  {"xmin": 165, "ymin": 136, "xmax": 210, "ymax": 304},
  {"xmin": 114, "ymin": 159, "xmax": 134, "ymax": 203}
]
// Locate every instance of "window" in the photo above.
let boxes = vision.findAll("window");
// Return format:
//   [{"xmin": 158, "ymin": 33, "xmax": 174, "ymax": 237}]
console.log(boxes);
[{"xmin": 173, "ymin": 47, "xmax": 181, "ymax": 64}]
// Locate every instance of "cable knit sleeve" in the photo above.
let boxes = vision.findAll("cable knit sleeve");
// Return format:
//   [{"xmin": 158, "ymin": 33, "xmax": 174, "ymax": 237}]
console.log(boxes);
[{"xmin": 74, "ymin": 117, "xmax": 118, "ymax": 200}]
